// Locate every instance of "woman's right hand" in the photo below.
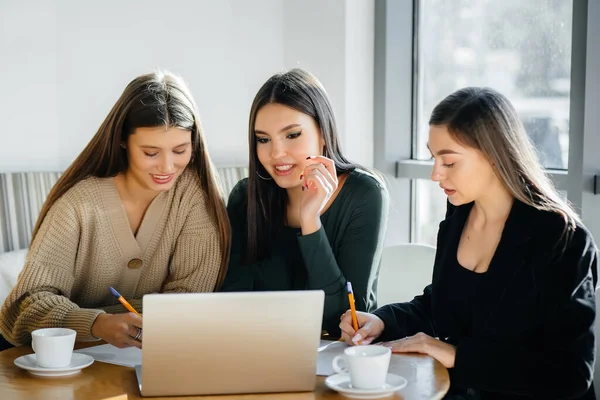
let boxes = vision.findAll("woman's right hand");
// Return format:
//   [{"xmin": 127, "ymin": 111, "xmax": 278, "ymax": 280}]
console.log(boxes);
[
  {"xmin": 91, "ymin": 313, "xmax": 143, "ymax": 349},
  {"xmin": 339, "ymin": 310, "xmax": 385, "ymax": 345}
]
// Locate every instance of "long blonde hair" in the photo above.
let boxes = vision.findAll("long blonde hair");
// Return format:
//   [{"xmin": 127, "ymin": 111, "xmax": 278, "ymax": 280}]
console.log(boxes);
[
  {"xmin": 33, "ymin": 71, "xmax": 231, "ymax": 289},
  {"xmin": 429, "ymin": 87, "xmax": 578, "ymax": 240}
]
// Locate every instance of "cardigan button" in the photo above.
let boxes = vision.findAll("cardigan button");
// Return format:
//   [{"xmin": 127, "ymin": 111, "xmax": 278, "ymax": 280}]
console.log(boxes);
[{"xmin": 127, "ymin": 259, "xmax": 143, "ymax": 269}]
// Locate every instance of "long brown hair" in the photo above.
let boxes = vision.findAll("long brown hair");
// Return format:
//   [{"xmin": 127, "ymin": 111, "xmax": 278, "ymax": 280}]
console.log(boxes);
[
  {"xmin": 32, "ymin": 71, "xmax": 230, "ymax": 289},
  {"xmin": 245, "ymin": 68, "xmax": 371, "ymax": 263},
  {"xmin": 429, "ymin": 87, "xmax": 579, "ymax": 243}
]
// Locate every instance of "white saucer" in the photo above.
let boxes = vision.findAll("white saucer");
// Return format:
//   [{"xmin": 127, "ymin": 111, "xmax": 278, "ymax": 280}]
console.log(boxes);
[
  {"xmin": 14, "ymin": 353, "xmax": 94, "ymax": 377},
  {"xmin": 325, "ymin": 373, "xmax": 407, "ymax": 399}
]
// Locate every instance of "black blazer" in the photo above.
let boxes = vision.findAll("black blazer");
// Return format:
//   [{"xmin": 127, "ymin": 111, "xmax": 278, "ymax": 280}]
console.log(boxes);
[{"xmin": 373, "ymin": 200, "xmax": 598, "ymax": 400}]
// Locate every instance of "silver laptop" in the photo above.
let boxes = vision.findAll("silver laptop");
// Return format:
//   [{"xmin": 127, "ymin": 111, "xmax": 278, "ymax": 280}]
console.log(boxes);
[{"xmin": 135, "ymin": 290, "xmax": 325, "ymax": 397}]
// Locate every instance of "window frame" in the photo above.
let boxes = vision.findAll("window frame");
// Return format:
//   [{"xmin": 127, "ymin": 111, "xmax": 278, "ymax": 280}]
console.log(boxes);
[{"xmin": 374, "ymin": 0, "xmax": 597, "ymax": 243}]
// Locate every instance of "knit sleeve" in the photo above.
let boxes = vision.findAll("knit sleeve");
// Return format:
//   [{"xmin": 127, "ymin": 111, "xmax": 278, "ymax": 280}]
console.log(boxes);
[
  {"xmin": 0, "ymin": 196, "xmax": 105, "ymax": 345},
  {"xmin": 161, "ymin": 201, "xmax": 223, "ymax": 293},
  {"xmin": 99, "ymin": 300, "xmax": 143, "ymax": 315}
]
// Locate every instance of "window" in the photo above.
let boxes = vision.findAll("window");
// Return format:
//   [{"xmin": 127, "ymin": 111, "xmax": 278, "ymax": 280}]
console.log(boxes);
[
  {"xmin": 413, "ymin": 0, "xmax": 573, "ymax": 245},
  {"xmin": 413, "ymin": 179, "xmax": 447, "ymax": 246}
]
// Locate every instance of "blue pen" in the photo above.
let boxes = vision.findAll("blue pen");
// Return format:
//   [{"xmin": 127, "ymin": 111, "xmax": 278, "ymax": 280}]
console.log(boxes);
[{"xmin": 109, "ymin": 286, "xmax": 141, "ymax": 317}]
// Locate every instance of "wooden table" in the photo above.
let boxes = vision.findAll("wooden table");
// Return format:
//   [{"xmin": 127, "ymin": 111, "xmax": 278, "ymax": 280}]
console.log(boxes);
[{"xmin": 0, "ymin": 343, "xmax": 449, "ymax": 400}]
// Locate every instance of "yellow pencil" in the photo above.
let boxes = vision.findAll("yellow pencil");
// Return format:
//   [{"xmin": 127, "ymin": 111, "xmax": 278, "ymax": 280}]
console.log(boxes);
[
  {"xmin": 347, "ymin": 282, "xmax": 361, "ymax": 344},
  {"xmin": 109, "ymin": 286, "xmax": 141, "ymax": 317}
]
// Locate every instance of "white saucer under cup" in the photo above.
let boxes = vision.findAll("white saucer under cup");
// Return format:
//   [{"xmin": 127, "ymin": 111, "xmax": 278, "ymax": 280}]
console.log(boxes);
[
  {"xmin": 14, "ymin": 353, "xmax": 94, "ymax": 377},
  {"xmin": 324, "ymin": 373, "xmax": 408, "ymax": 399},
  {"xmin": 332, "ymin": 345, "xmax": 391, "ymax": 390},
  {"xmin": 31, "ymin": 328, "xmax": 76, "ymax": 368}
]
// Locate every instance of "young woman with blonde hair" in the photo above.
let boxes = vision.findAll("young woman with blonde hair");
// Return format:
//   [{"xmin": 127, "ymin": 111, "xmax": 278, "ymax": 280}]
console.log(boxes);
[{"xmin": 0, "ymin": 71, "xmax": 230, "ymax": 350}]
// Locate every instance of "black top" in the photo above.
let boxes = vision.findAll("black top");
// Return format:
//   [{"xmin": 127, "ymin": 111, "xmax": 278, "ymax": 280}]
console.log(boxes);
[
  {"xmin": 448, "ymin": 259, "xmax": 488, "ymax": 339},
  {"xmin": 221, "ymin": 170, "xmax": 388, "ymax": 335},
  {"xmin": 373, "ymin": 200, "xmax": 598, "ymax": 400}
]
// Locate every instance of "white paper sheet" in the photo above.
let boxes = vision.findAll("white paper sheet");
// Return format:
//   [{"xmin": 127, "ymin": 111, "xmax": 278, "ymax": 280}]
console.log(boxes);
[
  {"xmin": 76, "ymin": 340, "xmax": 354, "ymax": 374},
  {"xmin": 75, "ymin": 344, "xmax": 141, "ymax": 367},
  {"xmin": 317, "ymin": 340, "xmax": 348, "ymax": 376}
]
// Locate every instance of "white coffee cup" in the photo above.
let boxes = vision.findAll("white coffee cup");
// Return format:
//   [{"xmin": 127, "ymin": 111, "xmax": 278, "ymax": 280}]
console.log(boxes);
[
  {"xmin": 31, "ymin": 328, "xmax": 76, "ymax": 368},
  {"xmin": 332, "ymin": 345, "xmax": 391, "ymax": 389}
]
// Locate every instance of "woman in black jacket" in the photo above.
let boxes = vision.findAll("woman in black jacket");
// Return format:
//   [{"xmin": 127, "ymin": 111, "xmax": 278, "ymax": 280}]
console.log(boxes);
[{"xmin": 340, "ymin": 87, "xmax": 598, "ymax": 400}]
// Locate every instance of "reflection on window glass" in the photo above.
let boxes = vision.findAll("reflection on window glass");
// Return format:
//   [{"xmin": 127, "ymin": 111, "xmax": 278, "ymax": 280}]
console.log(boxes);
[
  {"xmin": 414, "ymin": 179, "xmax": 447, "ymax": 246},
  {"xmin": 415, "ymin": 0, "xmax": 572, "ymax": 170}
]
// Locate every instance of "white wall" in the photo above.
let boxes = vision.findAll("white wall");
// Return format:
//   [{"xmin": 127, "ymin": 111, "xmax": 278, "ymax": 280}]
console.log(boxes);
[
  {"xmin": 0, "ymin": 0, "xmax": 283, "ymax": 170},
  {"xmin": 282, "ymin": 0, "xmax": 375, "ymax": 167},
  {"xmin": 283, "ymin": 0, "xmax": 347, "ymax": 141},
  {"xmin": 345, "ymin": 0, "xmax": 375, "ymax": 167},
  {"xmin": 0, "ymin": 0, "xmax": 374, "ymax": 172},
  {"xmin": 1, "ymin": 1, "xmax": 61, "ymax": 171}
]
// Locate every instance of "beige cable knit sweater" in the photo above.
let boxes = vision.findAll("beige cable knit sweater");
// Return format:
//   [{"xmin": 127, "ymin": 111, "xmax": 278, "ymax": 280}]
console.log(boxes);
[{"xmin": 0, "ymin": 169, "xmax": 222, "ymax": 345}]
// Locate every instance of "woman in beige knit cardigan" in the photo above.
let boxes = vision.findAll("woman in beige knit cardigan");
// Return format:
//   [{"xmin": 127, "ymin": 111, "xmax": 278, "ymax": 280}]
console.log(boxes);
[{"xmin": 0, "ymin": 71, "xmax": 230, "ymax": 350}]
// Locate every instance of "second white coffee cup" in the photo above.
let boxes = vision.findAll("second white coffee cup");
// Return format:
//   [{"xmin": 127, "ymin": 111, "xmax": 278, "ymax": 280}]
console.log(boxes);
[
  {"xmin": 31, "ymin": 328, "xmax": 77, "ymax": 368},
  {"xmin": 332, "ymin": 345, "xmax": 391, "ymax": 389}
]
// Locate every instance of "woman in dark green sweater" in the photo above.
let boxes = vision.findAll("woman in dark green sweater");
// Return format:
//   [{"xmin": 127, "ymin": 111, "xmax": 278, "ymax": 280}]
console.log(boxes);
[{"xmin": 221, "ymin": 69, "xmax": 388, "ymax": 336}]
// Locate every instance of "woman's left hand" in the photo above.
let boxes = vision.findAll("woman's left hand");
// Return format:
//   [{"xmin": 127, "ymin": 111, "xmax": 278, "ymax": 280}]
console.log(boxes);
[
  {"xmin": 299, "ymin": 156, "xmax": 338, "ymax": 235},
  {"xmin": 381, "ymin": 332, "xmax": 456, "ymax": 369}
]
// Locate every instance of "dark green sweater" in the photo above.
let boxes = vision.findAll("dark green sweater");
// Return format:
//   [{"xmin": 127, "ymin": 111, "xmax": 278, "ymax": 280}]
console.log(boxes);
[{"xmin": 221, "ymin": 170, "xmax": 388, "ymax": 335}]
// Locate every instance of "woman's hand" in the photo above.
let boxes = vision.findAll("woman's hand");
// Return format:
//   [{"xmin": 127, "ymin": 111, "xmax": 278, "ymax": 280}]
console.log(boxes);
[
  {"xmin": 382, "ymin": 332, "xmax": 456, "ymax": 368},
  {"xmin": 339, "ymin": 310, "xmax": 385, "ymax": 345},
  {"xmin": 91, "ymin": 312, "xmax": 143, "ymax": 349},
  {"xmin": 299, "ymin": 156, "xmax": 338, "ymax": 235}
]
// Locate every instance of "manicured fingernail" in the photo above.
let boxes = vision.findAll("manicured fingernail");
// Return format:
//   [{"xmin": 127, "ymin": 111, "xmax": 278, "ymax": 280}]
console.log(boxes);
[
  {"xmin": 299, "ymin": 174, "xmax": 303, "ymax": 180},
  {"xmin": 302, "ymin": 186, "xmax": 305, "ymax": 191},
  {"xmin": 352, "ymin": 334, "xmax": 362, "ymax": 344},
  {"xmin": 306, "ymin": 156, "xmax": 316, "ymax": 160}
]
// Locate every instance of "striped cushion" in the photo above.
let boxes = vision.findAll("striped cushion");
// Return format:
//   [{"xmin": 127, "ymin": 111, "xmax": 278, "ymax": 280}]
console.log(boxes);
[
  {"xmin": 0, "ymin": 172, "xmax": 61, "ymax": 253},
  {"xmin": 0, "ymin": 167, "xmax": 248, "ymax": 253},
  {"xmin": 217, "ymin": 166, "xmax": 249, "ymax": 198}
]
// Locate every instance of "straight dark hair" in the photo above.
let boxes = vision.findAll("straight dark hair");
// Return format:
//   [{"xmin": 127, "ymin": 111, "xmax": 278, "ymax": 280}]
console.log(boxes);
[
  {"xmin": 33, "ymin": 71, "xmax": 231, "ymax": 289},
  {"xmin": 246, "ymin": 68, "xmax": 369, "ymax": 263},
  {"xmin": 429, "ymin": 87, "xmax": 579, "ymax": 247}
]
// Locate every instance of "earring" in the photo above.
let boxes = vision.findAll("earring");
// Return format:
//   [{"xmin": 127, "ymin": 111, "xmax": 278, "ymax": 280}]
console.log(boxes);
[
  {"xmin": 256, "ymin": 170, "xmax": 273, "ymax": 180},
  {"xmin": 120, "ymin": 143, "xmax": 126, "ymax": 149}
]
